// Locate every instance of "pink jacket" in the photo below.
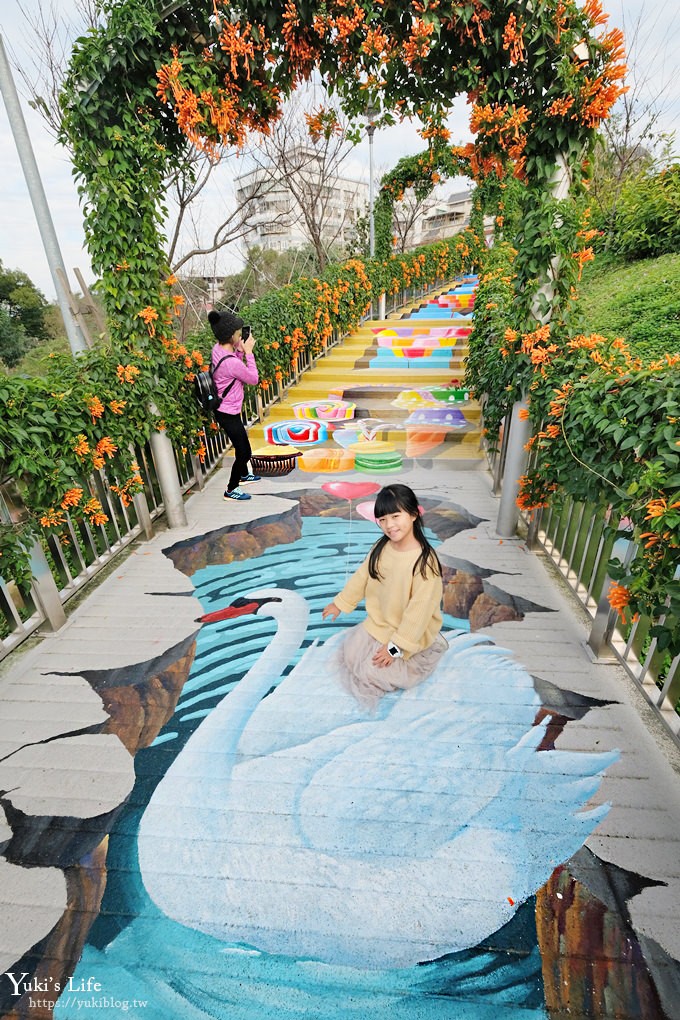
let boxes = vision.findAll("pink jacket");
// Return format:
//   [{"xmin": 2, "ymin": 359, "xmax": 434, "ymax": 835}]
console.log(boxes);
[{"xmin": 211, "ymin": 343, "xmax": 259, "ymax": 415}]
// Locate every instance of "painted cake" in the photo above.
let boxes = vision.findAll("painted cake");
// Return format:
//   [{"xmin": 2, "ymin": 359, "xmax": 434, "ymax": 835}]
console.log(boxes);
[
  {"xmin": 264, "ymin": 420, "xmax": 328, "ymax": 446},
  {"xmin": 292, "ymin": 400, "xmax": 356, "ymax": 421},
  {"xmin": 298, "ymin": 447, "xmax": 355, "ymax": 472},
  {"xmin": 250, "ymin": 444, "xmax": 301, "ymax": 476},
  {"xmin": 348, "ymin": 439, "xmax": 403, "ymax": 473}
]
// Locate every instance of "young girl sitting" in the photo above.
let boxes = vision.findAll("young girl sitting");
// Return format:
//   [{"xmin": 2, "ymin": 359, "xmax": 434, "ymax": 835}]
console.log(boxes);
[{"xmin": 322, "ymin": 483, "xmax": 448, "ymax": 708}]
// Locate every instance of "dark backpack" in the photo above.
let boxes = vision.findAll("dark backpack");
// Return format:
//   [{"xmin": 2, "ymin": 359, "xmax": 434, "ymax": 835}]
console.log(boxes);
[{"xmin": 194, "ymin": 355, "xmax": 236, "ymax": 417}]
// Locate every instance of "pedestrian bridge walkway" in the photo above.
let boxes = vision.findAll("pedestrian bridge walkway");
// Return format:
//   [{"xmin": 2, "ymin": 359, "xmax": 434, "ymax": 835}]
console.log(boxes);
[{"xmin": 1, "ymin": 280, "xmax": 679, "ymax": 1020}]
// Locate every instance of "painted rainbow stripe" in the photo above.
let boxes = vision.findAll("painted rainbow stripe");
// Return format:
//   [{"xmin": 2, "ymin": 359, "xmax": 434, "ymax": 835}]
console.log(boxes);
[{"xmin": 264, "ymin": 420, "xmax": 328, "ymax": 446}]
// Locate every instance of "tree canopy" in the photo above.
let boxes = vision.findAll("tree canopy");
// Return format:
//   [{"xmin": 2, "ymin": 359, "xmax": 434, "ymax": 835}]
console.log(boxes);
[{"xmin": 0, "ymin": 262, "xmax": 49, "ymax": 368}]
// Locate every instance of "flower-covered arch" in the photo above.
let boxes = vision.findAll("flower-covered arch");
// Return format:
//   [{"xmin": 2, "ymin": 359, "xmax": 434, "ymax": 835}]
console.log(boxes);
[
  {"xmin": 371, "ymin": 146, "xmax": 477, "ymax": 258},
  {"xmin": 0, "ymin": 0, "xmax": 636, "ymax": 627},
  {"xmin": 61, "ymin": 0, "xmax": 625, "ymax": 350}
]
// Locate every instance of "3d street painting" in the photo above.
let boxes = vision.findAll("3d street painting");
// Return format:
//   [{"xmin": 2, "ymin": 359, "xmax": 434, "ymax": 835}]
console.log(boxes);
[
  {"xmin": 2, "ymin": 277, "xmax": 678, "ymax": 1018},
  {"xmin": 248, "ymin": 277, "xmax": 481, "ymax": 477},
  {"xmin": 257, "ymin": 386, "xmax": 478, "ymax": 475},
  {"xmin": 2, "ymin": 488, "xmax": 678, "ymax": 1019}
]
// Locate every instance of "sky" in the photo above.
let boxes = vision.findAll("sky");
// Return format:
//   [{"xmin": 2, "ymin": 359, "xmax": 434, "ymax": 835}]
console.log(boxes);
[{"xmin": 1, "ymin": 0, "xmax": 679, "ymax": 301}]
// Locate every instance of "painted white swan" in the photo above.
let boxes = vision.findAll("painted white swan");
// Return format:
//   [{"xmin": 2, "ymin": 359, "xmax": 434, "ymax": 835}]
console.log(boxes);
[{"xmin": 138, "ymin": 587, "xmax": 617, "ymax": 969}]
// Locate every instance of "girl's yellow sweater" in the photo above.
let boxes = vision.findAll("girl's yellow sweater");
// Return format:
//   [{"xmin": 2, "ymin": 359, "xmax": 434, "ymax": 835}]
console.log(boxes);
[{"xmin": 334, "ymin": 543, "xmax": 443, "ymax": 658}]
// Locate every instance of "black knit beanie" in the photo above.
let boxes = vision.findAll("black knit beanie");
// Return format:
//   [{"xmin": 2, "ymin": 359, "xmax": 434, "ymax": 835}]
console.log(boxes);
[{"xmin": 208, "ymin": 309, "xmax": 244, "ymax": 343}]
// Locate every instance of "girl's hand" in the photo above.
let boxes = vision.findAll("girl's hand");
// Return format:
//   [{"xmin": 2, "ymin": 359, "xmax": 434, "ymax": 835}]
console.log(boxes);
[
  {"xmin": 372, "ymin": 643, "xmax": 394, "ymax": 668},
  {"xmin": 322, "ymin": 601, "xmax": 341, "ymax": 620},
  {"xmin": 243, "ymin": 334, "xmax": 256, "ymax": 356}
]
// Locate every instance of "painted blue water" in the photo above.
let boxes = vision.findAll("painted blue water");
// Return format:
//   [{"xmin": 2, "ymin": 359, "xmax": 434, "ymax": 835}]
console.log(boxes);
[
  {"xmin": 371, "ymin": 350, "xmax": 456, "ymax": 370},
  {"xmin": 408, "ymin": 309, "xmax": 465, "ymax": 319},
  {"xmin": 55, "ymin": 516, "xmax": 547, "ymax": 1019}
]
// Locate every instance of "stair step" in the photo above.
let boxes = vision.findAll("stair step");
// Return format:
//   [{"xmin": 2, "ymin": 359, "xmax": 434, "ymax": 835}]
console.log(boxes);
[
  {"xmin": 294, "ymin": 367, "xmax": 469, "ymax": 383},
  {"xmin": 249, "ymin": 284, "xmax": 482, "ymax": 472},
  {"xmin": 250, "ymin": 425, "xmax": 482, "ymax": 450},
  {"xmin": 357, "ymin": 320, "xmax": 474, "ymax": 330},
  {"xmin": 262, "ymin": 404, "xmax": 482, "ymax": 424}
]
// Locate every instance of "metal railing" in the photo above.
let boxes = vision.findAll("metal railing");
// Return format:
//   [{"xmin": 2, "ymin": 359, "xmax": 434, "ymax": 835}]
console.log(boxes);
[
  {"xmin": 0, "ymin": 426, "xmax": 230, "ymax": 661},
  {"xmin": 484, "ymin": 409, "xmax": 679, "ymax": 742},
  {"xmin": 527, "ymin": 496, "xmax": 679, "ymax": 740}
]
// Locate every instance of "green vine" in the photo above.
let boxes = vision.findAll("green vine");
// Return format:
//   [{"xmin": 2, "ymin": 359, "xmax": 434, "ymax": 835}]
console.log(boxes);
[
  {"xmin": 521, "ymin": 336, "xmax": 680, "ymax": 653},
  {"xmin": 467, "ymin": 242, "xmax": 680, "ymax": 654}
]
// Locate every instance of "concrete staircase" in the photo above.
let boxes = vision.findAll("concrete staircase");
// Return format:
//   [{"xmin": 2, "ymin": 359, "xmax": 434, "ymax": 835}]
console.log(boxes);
[{"xmin": 249, "ymin": 292, "xmax": 484, "ymax": 471}]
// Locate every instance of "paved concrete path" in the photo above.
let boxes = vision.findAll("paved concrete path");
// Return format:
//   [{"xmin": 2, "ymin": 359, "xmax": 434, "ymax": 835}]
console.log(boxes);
[{"xmin": 1, "ymin": 288, "xmax": 679, "ymax": 1020}]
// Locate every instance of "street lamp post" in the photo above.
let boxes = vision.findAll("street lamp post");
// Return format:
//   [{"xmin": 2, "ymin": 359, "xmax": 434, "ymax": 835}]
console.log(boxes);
[{"xmin": 365, "ymin": 104, "xmax": 378, "ymax": 258}]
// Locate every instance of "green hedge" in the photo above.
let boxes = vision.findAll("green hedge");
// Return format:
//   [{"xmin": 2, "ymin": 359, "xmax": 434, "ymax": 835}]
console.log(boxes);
[{"xmin": 577, "ymin": 253, "xmax": 680, "ymax": 359}]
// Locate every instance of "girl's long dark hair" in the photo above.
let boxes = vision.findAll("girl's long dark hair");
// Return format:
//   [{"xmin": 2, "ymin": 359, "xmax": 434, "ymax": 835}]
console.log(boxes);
[{"xmin": 367, "ymin": 484, "xmax": 441, "ymax": 580}]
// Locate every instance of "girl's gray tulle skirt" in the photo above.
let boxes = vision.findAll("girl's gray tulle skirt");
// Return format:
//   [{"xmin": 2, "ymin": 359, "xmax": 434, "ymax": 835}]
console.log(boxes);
[{"xmin": 335, "ymin": 623, "xmax": 448, "ymax": 710}]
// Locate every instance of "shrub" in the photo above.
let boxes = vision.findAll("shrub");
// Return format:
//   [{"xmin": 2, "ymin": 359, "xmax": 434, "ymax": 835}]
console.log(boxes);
[
  {"xmin": 578, "ymin": 254, "xmax": 680, "ymax": 358},
  {"xmin": 597, "ymin": 165, "xmax": 680, "ymax": 261}
]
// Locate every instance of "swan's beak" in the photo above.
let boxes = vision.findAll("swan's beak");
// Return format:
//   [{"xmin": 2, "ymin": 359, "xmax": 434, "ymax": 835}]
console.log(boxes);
[{"xmin": 196, "ymin": 595, "xmax": 282, "ymax": 625}]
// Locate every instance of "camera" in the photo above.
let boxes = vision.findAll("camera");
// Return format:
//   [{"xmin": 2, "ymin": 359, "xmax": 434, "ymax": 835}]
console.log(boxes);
[{"xmin": 242, "ymin": 324, "xmax": 251, "ymax": 340}]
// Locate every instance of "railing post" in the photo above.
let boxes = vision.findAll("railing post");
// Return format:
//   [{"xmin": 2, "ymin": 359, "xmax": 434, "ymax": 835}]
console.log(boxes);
[
  {"xmin": 587, "ymin": 537, "xmax": 635, "ymax": 659},
  {"xmin": 496, "ymin": 399, "xmax": 531, "ymax": 536},
  {"xmin": 657, "ymin": 654, "xmax": 680, "ymax": 712},
  {"xmin": 133, "ymin": 491, "xmax": 154, "ymax": 539},
  {"xmin": 586, "ymin": 582, "xmax": 620, "ymax": 660},
  {"xmin": 379, "ymin": 292, "xmax": 386, "ymax": 319},
  {"xmin": 148, "ymin": 429, "xmax": 187, "ymax": 528},
  {"xmin": 127, "ymin": 444, "xmax": 153, "ymax": 539},
  {"xmin": 191, "ymin": 455, "xmax": 206, "ymax": 492},
  {"xmin": 491, "ymin": 428, "xmax": 507, "ymax": 496},
  {"xmin": 30, "ymin": 540, "xmax": 67, "ymax": 632},
  {"xmin": 0, "ymin": 481, "xmax": 65, "ymax": 632},
  {"xmin": 526, "ymin": 508, "xmax": 541, "ymax": 550}
]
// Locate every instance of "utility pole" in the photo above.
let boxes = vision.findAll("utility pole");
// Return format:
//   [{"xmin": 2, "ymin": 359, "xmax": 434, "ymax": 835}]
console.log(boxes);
[
  {"xmin": 0, "ymin": 34, "xmax": 89, "ymax": 356},
  {"xmin": 366, "ymin": 104, "xmax": 377, "ymax": 258}
]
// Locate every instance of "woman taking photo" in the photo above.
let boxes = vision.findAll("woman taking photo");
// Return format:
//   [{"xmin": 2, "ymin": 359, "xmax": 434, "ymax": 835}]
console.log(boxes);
[{"xmin": 208, "ymin": 309, "xmax": 260, "ymax": 502}]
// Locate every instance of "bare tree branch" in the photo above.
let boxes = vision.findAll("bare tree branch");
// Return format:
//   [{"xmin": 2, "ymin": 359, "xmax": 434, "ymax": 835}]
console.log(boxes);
[
  {"xmin": 167, "ymin": 155, "xmax": 293, "ymax": 273},
  {"xmin": 9, "ymin": 3, "xmax": 266, "ymax": 280},
  {"xmin": 13, "ymin": 0, "xmax": 100, "ymax": 140},
  {"xmin": 392, "ymin": 189, "xmax": 428, "ymax": 252},
  {"xmin": 589, "ymin": 4, "xmax": 679, "ymax": 221},
  {"xmin": 247, "ymin": 90, "xmax": 366, "ymax": 272}
]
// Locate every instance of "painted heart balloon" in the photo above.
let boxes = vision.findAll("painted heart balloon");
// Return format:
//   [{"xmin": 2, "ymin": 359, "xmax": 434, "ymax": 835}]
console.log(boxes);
[
  {"xmin": 321, "ymin": 481, "xmax": 381, "ymax": 501},
  {"xmin": 356, "ymin": 500, "xmax": 424, "ymax": 522},
  {"xmin": 356, "ymin": 501, "xmax": 376, "ymax": 523}
]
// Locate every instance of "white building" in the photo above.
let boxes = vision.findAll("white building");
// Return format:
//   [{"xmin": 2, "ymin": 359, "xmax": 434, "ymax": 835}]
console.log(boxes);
[
  {"xmin": 415, "ymin": 189, "xmax": 474, "ymax": 246},
  {"xmin": 235, "ymin": 156, "xmax": 369, "ymax": 254}
]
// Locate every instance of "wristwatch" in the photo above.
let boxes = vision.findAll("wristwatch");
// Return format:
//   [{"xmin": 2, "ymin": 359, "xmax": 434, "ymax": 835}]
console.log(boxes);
[{"xmin": 387, "ymin": 642, "xmax": 403, "ymax": 658}]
